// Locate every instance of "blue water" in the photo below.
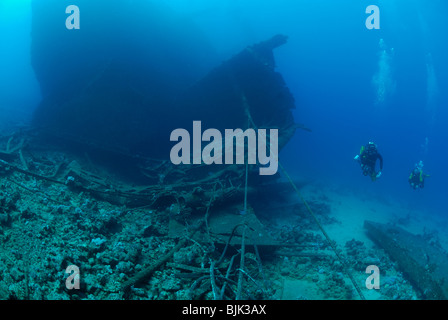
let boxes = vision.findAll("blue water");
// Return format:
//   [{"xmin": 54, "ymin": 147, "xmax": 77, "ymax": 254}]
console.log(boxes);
[
  {"xmin": 0, "ymin": 0, "xmax": 40, "ymax": 116},
  {"xmin": 1, "ymin": 1, "xmax": 447, "ymax": 216}
]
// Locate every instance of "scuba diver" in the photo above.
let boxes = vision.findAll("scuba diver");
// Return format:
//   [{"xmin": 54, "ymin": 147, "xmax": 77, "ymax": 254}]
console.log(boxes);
[
  {"xmin": 354, "ymin": 142, "xmax": 383, "ymax": 181},
  {"xmin": 409, "ymin": 160, "xmax": 429, "ymax": 189}
]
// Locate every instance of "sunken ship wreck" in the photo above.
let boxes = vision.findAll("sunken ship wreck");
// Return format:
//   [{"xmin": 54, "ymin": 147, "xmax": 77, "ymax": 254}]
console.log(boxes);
[
  {"xmin": 1, "ymin": 0, "xmax": 445, "ymax": 301},
  {"xmin": 0, "ymin": 0, "xmax": 322, "ymax": 300}
]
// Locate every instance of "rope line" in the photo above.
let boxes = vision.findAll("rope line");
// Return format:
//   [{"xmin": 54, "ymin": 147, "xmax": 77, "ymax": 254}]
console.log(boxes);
[
  {"xmin": 243, "ymin": 113, "xmax": 250, "ymax": 214},
  {"xmin": 241, "ymin": 94, "xmax": 365, "ymax": 300},
  {"xmin": 278, "ymin": 162, "xmax": 366, "ymax": 300}
]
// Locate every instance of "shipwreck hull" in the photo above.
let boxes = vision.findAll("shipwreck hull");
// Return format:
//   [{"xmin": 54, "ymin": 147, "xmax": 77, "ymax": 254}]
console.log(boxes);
[{"xmin": 30, "ymin": 1, "xmax": 299, "ymax": 166}]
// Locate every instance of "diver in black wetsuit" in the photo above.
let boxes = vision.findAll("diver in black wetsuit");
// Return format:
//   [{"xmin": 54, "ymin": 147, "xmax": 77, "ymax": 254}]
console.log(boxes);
[{"xmin": 354, "ymin": 142, "xmax": 383, "ymax": 181}]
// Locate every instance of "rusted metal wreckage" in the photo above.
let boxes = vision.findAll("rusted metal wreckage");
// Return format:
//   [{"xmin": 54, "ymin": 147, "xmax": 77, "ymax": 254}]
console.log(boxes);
[
  {"xmin": 365, "ymin": 220, "xmax": 448, "ymax": 299},
  {"xmin": 26, "ymin": 32, "xmax": 309, "ymax": 247},
  {"xmin": 2, "ymin": 30, "xmax": 311, "ymax": 296},
  {"xmin": 16, "ymin": 1, "xmax": 317, "ymax": 297}
]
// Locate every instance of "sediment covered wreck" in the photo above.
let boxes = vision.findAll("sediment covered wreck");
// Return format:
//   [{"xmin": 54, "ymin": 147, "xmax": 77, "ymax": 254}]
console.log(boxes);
[
  {"xmin": 27, "ymin": 0, "xmax": 306, "ymax": 224},
  {"xmin": 26, "ymin": 0, "xmax": 307, "ymax": 256},
  {"xmin": 0, "ymin": 0, "xmax": 322, "ymax": 300},
  {"xmin": 1, "ymin": 0, "xmax": 433, "ymax": 302},
  {"xmin": 1, "ymin": 0, "xmax": 305, "ymax": 298}
]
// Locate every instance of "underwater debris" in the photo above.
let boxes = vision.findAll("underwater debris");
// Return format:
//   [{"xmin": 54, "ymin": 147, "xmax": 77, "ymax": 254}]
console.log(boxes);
[
  {"xmin": 0, "ymin": 129, "xmax": 279, "ymax": 299},
  {"xmin": 1, "ymin": 128, "xmax": 420, "ymax": 300},
  {"xmin": 2, "ymin": 0, "xmax": 402, "ymax": 301},
  {"xmin": 0, "ymin": 134, "xmax": 412, "ymax": 299},
  {"xmin": 365, "ymin": 220, "xmax": 448, "ymax": 299}
]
